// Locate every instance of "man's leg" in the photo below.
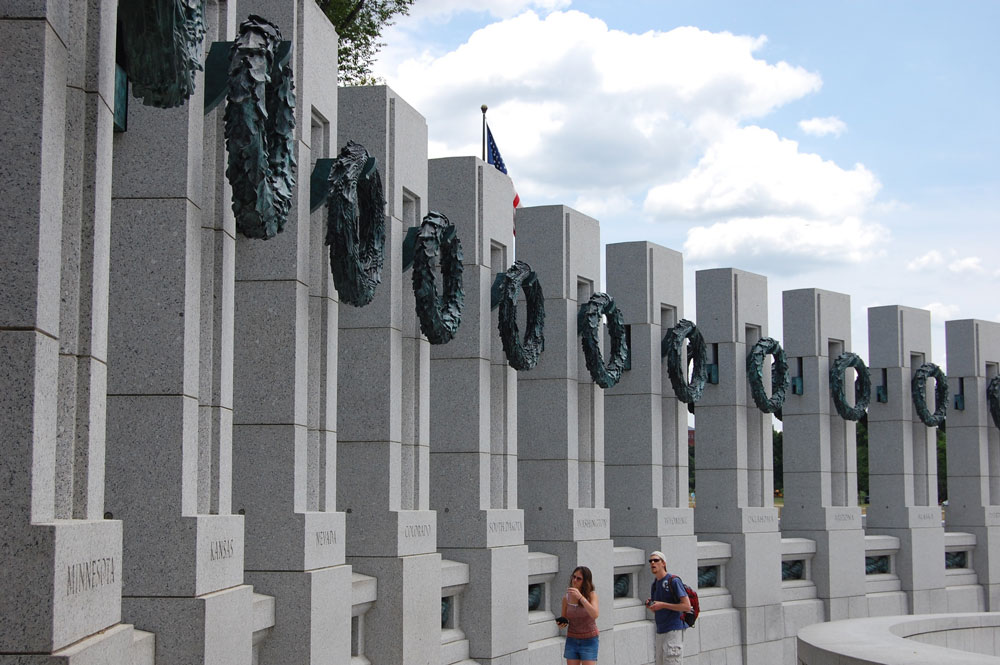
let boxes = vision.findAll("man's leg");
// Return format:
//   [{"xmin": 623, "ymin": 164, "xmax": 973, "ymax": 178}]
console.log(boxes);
[
  {"xmin": 663, "ymin": 629, "xmax": 684, "ymax": 665},
  {"xmin": 654, "ymin": 631, "xmax": 667, "ymax": 665}
]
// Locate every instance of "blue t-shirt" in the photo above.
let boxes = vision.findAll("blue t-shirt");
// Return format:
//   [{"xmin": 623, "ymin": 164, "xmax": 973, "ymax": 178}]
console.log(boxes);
[{"xmin": 650, "ymin": 574, "xmax": 688, "ymax": 633}]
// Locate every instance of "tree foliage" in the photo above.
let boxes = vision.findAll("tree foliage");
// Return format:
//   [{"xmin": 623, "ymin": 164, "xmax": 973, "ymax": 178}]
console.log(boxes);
[{"xmin": 316, "ymin": 0, "xmax": 414, "ymax": 85}]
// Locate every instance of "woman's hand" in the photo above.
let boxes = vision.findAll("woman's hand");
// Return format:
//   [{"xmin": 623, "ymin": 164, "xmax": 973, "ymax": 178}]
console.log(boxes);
[{"xmin": 566, "ymin": 587, "xmax": 583, "ymax": 603}]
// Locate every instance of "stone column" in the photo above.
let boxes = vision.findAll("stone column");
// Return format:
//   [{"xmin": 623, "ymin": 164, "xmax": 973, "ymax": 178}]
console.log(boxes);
[
  {"xmin": 337, "ymin": 85, "xmax": 440, "ymax": 665},
  {"xmin": 866, "ymin": 305, "xmax": 946, "ymax": 613},
  {"xmin": 228, "ymin": 2, "xmax": 352, "ymax": 663},
  {"xmin": 605, "ymin": 242, "xmax": 697, "ymax": 588},
  {"xmin": 694, "ymin": 268, "xmax": 783, "ymax": 664},
  {"xmin": 945, "ymin": 319, "xmax": 1000, "ymax": 609},
  {"xmin": 780, "ymin": 289, "xmax": 867, "ymax": 620},
  {"xmin": 515, "ymin": 205, "xmax": 615, "ymax": 660},
  {"xmin": 106, "ymin": 3, "xmax": 252, "ymax": 661},
  {"xmin": 427, "ymin": 156, "xmax": 527, "ymax": 665},
  {"xmin": 0, "ymin": 1, "xmax": 132, "ymax": 659}
]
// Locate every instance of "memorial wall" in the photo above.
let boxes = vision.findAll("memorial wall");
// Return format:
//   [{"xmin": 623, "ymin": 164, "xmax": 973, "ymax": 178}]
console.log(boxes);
[{"xmin": 2, "ymin": 2, "xmax": 998, "ymax": 664}]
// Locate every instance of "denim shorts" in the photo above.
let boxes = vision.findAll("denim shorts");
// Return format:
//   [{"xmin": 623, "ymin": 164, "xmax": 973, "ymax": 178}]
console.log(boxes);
[{"xmin": 564, "ymin": 635, "xmax": 599, "ymax": 661}]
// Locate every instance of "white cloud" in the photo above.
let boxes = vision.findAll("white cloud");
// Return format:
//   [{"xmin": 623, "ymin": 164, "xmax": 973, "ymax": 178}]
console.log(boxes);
[
  {"xmin": 683, "ymin": 216, "xmax": 888, "ymax": 273},
  {"xmin": 923, "ymin": 302, "xmax": 960, "ymax": 321},
  {"xmin": 404, "ymin": 0, "xmax": 570, "ymax": 23},
  {"xmin": 798, "ymin": 116, "xmax": 847, "ymax": 137},
  {"xmin": 643, "ymin": 126, "xmax": 880, "ymax": 221},
  {"xmin": 907, "ymin": 250, "xmax": 945, "ymax": 271},
  {"xmin": 948, "ymin": 256, "xmax": 985, "ymax": 274},
  {"xmin": 377, "ymin": 11, "xmax": 823, "ymax": 199}
]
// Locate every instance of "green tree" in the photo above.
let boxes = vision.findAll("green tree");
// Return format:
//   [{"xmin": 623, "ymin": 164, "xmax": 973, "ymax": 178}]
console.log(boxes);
[{"xmin": 317, "ymin": 0, "xmax": 415, "ymax": 85}]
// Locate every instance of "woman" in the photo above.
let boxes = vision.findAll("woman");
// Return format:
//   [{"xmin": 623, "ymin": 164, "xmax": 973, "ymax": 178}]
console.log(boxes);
[{"xmin": 557, "ymin": 565, "xmax": 600, "ymax": 665}]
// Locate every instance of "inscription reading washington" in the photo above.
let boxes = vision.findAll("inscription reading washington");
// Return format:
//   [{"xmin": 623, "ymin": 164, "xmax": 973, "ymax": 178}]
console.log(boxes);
[
  {"xmin": 67, "ymin": 557, "xmax": 116, "ymax": 596},
  {"xmin": 404, "ymin": 524, "xmax": 432, "ymax": 538},
  {"xmin": 488, "ymin": 519, "xmax": 522, "ymax": 533},
  {"xmin": 576, "ymin": 518, "xmax": 608, "ymax": 529}
]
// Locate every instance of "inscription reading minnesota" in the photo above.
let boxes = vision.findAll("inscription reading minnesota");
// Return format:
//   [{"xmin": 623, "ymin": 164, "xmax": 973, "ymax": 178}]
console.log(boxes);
[{"xmin": 67, "ymin": 558, "xmax": 116, "ymax": 596}]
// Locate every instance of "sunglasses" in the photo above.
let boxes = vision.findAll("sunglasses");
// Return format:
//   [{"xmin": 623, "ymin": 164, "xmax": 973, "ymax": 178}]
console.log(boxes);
[
  {"xmin": 571, "ymin": 575, "xmax": 583, "ymax": 581},
  {"xmin": 648, "ymin": 558, "xmax": 662, "ymax": 564}
]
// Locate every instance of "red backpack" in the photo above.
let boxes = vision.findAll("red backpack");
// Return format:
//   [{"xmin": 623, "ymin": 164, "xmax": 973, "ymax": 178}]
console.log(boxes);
[{"xmin": 667, "ymin": 574, "xmax": 700, "ymax": 627}]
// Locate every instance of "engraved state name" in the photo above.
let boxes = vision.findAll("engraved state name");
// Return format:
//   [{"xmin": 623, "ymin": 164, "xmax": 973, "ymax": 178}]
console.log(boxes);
[
  {"xmin": 576, "ymin": 518, "xmax": 608, "ymax": 529},
  {"xmin": 833, "ymin": 513, "xmax": 856, "ymax": 521},
  {"xmin": 315, "ymin": 530, "xmax": 338, "ymax": 546},
  {"xmin": 210, "ymin": 538, "xmax": 235, "ymax": 561},
  {"xmin": 747, "ymin": 514, "xmax": 776, "ymax": 524},
  {"xmin": 488, "ymin": 520, "xmax": 522, "ymax": 533},
  {"xmin": 662, "ymin": 516, "xmax": 689, "ymax": 526},
  {"xmin": 67, "ymin": 557, "xmax": 116, "ymax": 596},
  {"xmin": 403, "ymin": 524, "xmax": 433, "ymax": 538}
]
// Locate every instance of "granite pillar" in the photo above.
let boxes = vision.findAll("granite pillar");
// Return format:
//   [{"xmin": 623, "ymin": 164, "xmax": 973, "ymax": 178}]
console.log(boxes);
[
  {"xmin": 106, "ymin": 1, "xmax": 251, "ymax": 660},
  {"xmin": 866, "ymin": 305, "xmax": 946, "ymax": 614},
  {"xmin": 515, "ymin": 205, "xmax": 615, "ymax": 659},
  {"xmin": 780, "ymin": 288, "xmax": 867, "ymax": 620},
  {"xmin": 0, "ymin": 1, "xmax": 130, "ymax": 659},
  {"xmin": 428, "ymin": 156, "xmax": 528, "ymax": 665},
  {"xmin": 694, "ymin": 268, "xmax": 783, "ymax": 664},
  {"xmin": 945, "ymin": 319, "xmax": 1000, "ymax": 610},
  {"xmin": 605, "ymin": 241, "xmax": 697, "ymax": 590},
  {"xmin": 337, "ymin": 85, "xmax": 440, "ymax": 665},
  {"xmin": 228, "ymin": 2, "xmax": 352, "ymax": 664}
]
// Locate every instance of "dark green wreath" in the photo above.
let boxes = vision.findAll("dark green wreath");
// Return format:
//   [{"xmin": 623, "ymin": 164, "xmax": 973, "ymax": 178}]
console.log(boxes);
[
  {"xmin": 987, "ymin": 375, "xmax": 1000, "ymax": 429},
  {"xmin": 662, "ymin": 319, "xmax": 708, "ymax": 405},
  {"xmin": 326, "ymin": 141, "xmax": 385, "ymax": 306},
  {"xmin": 577, "ymin": 293, "xmax": 628, "ymax": 389},
  {"xmin": 497, "ymin": 261, "xmax": 545, "ymax": 371},
  {"xmin": 412, "ymin": 211, "xmax": 464, "ymax": 344},
  {"xmin": 119, "ymin": 0, "xmax": 206, "ymax": 108},
  {"xmin": 224, "ymin": 15, "xmax": 297, "ymax": 240},
  {"xmin": 830, "ymin": 352, "xmax": 871, "ymax": 421},
  {"xmin": 746, "ymin": 337, "xmax": 789, "ymax": 414},
  {"xmin": 912, "ymin": 362, "xmax": 947, "ymax": 427}
]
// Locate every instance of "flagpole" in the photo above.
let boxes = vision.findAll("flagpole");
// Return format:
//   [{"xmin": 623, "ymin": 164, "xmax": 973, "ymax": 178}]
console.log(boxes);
[{"xmin": 481, "ymin": 104, "xmax": 488, "ymax": 161}]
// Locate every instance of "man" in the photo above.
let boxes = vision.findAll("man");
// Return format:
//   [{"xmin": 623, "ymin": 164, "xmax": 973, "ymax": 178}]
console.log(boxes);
[{"xmin": 645, "ymin": 551, "xmax": 691, "ymax": 665}]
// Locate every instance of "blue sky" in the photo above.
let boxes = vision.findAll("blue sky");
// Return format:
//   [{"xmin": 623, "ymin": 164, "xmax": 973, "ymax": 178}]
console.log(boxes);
[{"xmin": 371, "ymin": 1, "xmax": 999, "ymax": 363}]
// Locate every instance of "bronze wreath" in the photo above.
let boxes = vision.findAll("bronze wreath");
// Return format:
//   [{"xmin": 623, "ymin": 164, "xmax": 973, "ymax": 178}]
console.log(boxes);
[
  {"xmin": 987, "ymin": 375, "xmax": 1000, "ymax": 429},
  {"xmin": 662, "ymin": 319, "xmax": 708, "ymax": 405},
  {"xmin": 912, "ymin": 362, "xmax": 947, "ymax": 427},
  {"xmin": 577, "ymin": 293, "xmax": 628, "ymax": 389},
  {"xmin": 746, "ymin": 337, "xmax": 790, "ymax": 414},
  {"xmin": 497, "ymin": 261, "xmax": 545, "ymax": 371},
  {"xmin": 830, "ymin": 352, "xmax": 872, "ymax": 421},
  {"xmin": 224, "ymin": 15, "xmax": 297, "ymax": 240},
  {"xmin": 326, "ymin": 141, "xmax": 385, "ymax": 306},
  {"xmin": 118, "ymin": 0, "xmax": 206, "ymax": 108},
  {"xmin": 412, "ymin": 211, "xmax": 464, "ymax": 344}
]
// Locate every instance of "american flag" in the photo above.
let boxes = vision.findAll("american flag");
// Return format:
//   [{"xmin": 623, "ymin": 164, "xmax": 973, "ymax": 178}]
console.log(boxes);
[{"xmin": 487, "ymin": 124, "xmax": 521, "ymax": 209}]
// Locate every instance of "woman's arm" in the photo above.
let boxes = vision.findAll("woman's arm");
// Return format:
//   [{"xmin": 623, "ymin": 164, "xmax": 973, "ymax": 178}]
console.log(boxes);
[{"xmin": 581, "ymin": 591, "xmax": 599, "ymax": 619}]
